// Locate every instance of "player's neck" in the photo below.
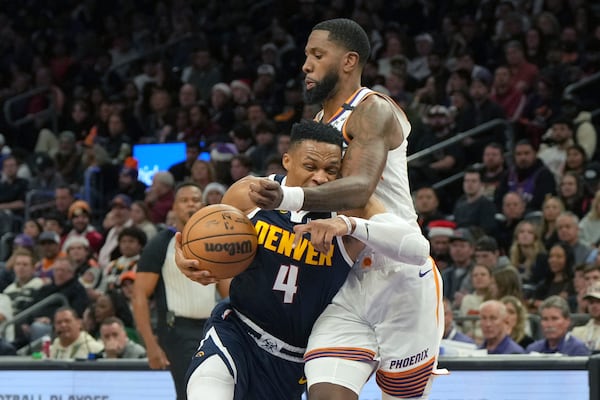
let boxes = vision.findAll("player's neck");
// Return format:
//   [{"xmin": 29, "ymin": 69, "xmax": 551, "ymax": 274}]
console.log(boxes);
[{"xmin": 321, "ymin": 81, "xmax": 362, "ymax": 121}]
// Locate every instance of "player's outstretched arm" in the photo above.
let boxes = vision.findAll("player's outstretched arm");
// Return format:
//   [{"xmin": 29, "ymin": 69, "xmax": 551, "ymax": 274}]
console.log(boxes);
[{"xmin": 295, "ymin": 207, "xmax": 429, "ymax": 266}]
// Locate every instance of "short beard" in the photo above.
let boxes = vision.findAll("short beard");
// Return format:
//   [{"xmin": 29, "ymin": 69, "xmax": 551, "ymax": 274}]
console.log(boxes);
[{"xmin": 303, "ymin": 70, "xmax": 339, "ymax": 105}]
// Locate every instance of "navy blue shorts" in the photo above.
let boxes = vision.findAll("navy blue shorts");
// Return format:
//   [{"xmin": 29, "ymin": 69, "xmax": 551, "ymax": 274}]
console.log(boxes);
[{"xmin": 185, "ymin": 301, "xmax": 306, "ymax": 400}]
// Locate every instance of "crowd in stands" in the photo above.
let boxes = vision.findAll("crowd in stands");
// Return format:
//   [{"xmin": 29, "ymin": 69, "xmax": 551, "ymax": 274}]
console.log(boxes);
[{"xmin": 0, "ymin": 0, "xmax": 600, "ymax": 360}]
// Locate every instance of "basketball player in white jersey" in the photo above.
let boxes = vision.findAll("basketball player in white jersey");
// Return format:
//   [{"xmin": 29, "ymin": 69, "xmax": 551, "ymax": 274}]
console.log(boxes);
[{"xmin": 247, "ymin": 19, "xmax": 444, "ymax": 400}]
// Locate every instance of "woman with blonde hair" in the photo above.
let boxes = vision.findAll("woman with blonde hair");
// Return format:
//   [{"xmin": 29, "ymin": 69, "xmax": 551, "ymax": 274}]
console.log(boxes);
[
  {"xmin": 579, "ymin": 190, "xmax": 600, "ymax": 246},
  {"xmin": 509, "ymin": 220, "xmax": 547, "ymax": 285},
  {"xmin": 539, "ymin": 195, "xmax": 564, "ymax": 249},
  {"xmin": 501, "ymin": 295, "xmax": 534, "ymax": 349}
]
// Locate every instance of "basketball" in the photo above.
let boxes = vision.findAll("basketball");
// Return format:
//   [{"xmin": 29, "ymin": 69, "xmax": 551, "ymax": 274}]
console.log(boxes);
[{"xmin": 181, "ymin": 204, "xmax": 258, "ymax": 279}]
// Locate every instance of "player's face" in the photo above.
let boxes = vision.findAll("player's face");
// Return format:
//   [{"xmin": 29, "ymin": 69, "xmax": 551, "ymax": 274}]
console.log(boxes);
[
  {"xmin": 283, "ymin": 140, "xmax": 341, "ymax": 188},
  {"xmin": 302, "ymin": 30, "xmax": 345, "ymax": 104},
  {"xmin": 174, "ymin": 186, "xmax": 203, "ymax": 225}
]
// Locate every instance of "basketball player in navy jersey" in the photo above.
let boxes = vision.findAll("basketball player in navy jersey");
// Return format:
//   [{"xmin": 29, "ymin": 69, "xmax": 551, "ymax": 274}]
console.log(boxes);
[
  {"xmin": 178, "ymin": 120, "xmax": 358, "ymax": 399},
  {"xmin": 245, "ymin": 19, "xmax": 443, "ymax": 400}
]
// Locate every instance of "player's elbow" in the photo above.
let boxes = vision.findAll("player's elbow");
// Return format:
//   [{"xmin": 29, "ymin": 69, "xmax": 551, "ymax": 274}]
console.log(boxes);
[{"xmin": 398, "ymin": 233, "xmax": 430, "ymax": 266}]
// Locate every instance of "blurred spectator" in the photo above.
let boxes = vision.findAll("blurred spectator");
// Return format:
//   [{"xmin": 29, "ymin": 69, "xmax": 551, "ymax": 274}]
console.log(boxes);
[
  {"xmin": 538, "ymin": 117, "xmax": 575, "ymax": 182},
  {"xmin": 458, "ymin": 73, "xmax": 506, "ymax": 165},
  {"xmin": 188, "ymin": 160, "xmax": 216, "ymax": 192},
  {"xmin": 558, "ymin": 172, "xmax": 592, "ymax": 219},
  {"xmin": 442, "ymin": 228, "xmax": 476, "ymax": 305},
  {"xmin": 35, "ymin": 231, "xmax": 65, "ymax": 283},
  {"xmin": 479, "ymin": 300, "xmax": 525, "ymax": 354},
  {"xmin": 98, "ymin": 112, "xmax": 132, "ymax": 164},
  {"xmin": 202, "ymin": 182, "xmax": 227, "ymax": 206},
  {"xmin": 526, "ymin": 295, "xmax": 590, "ymax": 355},
  {"xmin": 491, "ymin": 266, "xmax": 524, "ymax": 302},
  {"xmin": 442, "ymin": 298, "xmax": 475, "ymax": 344},
  {"xmin": 42, "ymin": 211, "xmax": 67, "ymax": 242},
  {"xmin": 540, "ymin": 195, "xmax": 564, "ymax": 249},
  {"xmin": 501, "ymin": 295, "xmax": 534, "ymax": 349},
  {"xmin": 504, "ymin": 40, "xmax": 539, "ymax": 93},
  {"xmin": 480, "ymin": 142, "xmax": 507, "ymax": 201},
  {"xmin": 415, "ymin": 187, "xmax": 445, "ymax": 235},
  {"xmin": 579, "ymin": 191, "xmax": 600, "ymax": 247},
  {"xmin": 3, "ymin": 249, "xmax": 43, "ymax": 318},
  {"xmin": 209, "ymin": 83, "xmax": 236, "ymax": 136},
  {"xmin": 408, "ymin": 33, "xmax": 434, "ymax": 82},
  {"xmin": 49, "ymin": 306, "xmax": 103, "ymax": 360},
  {"xmin": 490, "ymin": 65, "xmax": 526, "ymax": 122},
  {"xmin": 409, "ymin": 105, "xmax": 463, "ymax": 191},
  {"xmin": 556, "ymin": 212, "xmax": 593, "ymax": 266},
  {"xmin": 250, "ymin": 121, "xmax": 278, "ymax": 175},
  {"xmin": 427, "ymin": 220, "xmax": 456, "ymax": 271},
  {"xmin": 29, "ymin": 153, "xmax": 66, "ymax": 192},
  {"xmin": 99, "ymin": 316, "xmax": 145, "ymax": 359},
  {"xmin": 54, "ymin": 185, "xmax": 76, "ymax": 222},
  {"xmin": 168, "ymin": 140, "xmax": 201, "ymax": 183},
  {"xmin": 230, "ymin": 154, "xmax": 255, "ymax": 183},
  {"xmin": 27, "ymin": 256, "xmax": 89, "ymax": 342},
  {"xmin": 474, "ymin": 236, "xmax": 511, "ymax": 270},
  {"xmin": 54, "ymin": 131, "xmax": 83, "ymax": 185},
  {"xmin": 460, "ymin": 264, "xmax": 494, "ymax": 344},
  {"xmin": 117, "ymin": 163, "xmax": 147, "ymax": 202},
  {"xmin": 102, "ymin": 227, "xmax": 146, "ymax": 292},
  {"xmin": 63, "ymin": 236, "xmax": 99, "ymax": 287},
  {"xmin": 571, "ymin": 282, "xmax": 600, "ymax": 352},
  {"xmin": 181, "ymin": 48, "xmax": 222, "ymax": 103},
  {"xmin": 563, "ymin": 144, "xmax": 589, "ymax": 177},
  {"xmin": 0, "ymin": 156, "xmax": 28, "ymax": 214},
  {"xmin": 495, "ymin": 140, "xmax": 556, "ymax": 212},
  {"xmin": 532, "ymin": 242, "xmax": 575, "ymax": 310},
  {"xmin": 144, "ymin": 172, "xmax": 175, "ymax": 224},
  {"xmin": 91, "ymin": 290, "xmax": 136, "ymax": 341},
  {"xmin": 64, "ymin": 200, "xmax": 103, "ymax": 255},
  {"xmin": 130, "ymin": 201, "xmax": 157, "ymax": 242},
  {"xmin": 508, "ymin": 220, "xmax": 548, "ymax": 285},
  {"xmin": 453, "ymin": 167, "xmax": 498, "ymax": 234},
  {"xmin": 495, "ymin": 191, "xmax": 527, "ymax": 254},
  {"xmin": 229, "ymin": 124, "xmax": 256, "ymax": 157},
  {"xmin": 560, "ymin": 97, "xmax": 597, "ymax": 160},
  {"xmin": 98, "ymin": 194, "xmax": 133, "ymax": 270}
]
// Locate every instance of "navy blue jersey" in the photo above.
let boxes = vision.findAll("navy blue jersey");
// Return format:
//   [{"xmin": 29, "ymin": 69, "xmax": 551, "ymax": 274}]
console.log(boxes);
[{"xmin": 230, "ymin": 204, "xmax": 353, "ymax": 348}]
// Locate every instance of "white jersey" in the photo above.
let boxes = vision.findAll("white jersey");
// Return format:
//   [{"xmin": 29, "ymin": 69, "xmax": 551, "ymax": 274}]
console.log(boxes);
[{"xmin": 318, "ymin": 87, "xmax": 419, "ymax": 230}]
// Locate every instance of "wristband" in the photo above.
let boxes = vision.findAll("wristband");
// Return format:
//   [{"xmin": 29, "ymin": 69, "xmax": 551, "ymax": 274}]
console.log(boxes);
[
  {"xmin": 350, "ymin": 218, "xmax": 369, "ymax": 242},
  {"xmin": 337, "ymin": 215, "xmax": 354, "ymax": 235},
  {"xmin": 277, "ymin": 186, "xmax": 305, "ymax": 211}
]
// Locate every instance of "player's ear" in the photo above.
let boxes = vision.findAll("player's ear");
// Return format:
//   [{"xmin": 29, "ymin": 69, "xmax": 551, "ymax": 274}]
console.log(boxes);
[
  {"xmin": 282, "ymin": 153, "xmax": 292, "ymax": 172},
  {"xmin": 343, "ymin": 51, "xmax": 359, "ymax": 72}
]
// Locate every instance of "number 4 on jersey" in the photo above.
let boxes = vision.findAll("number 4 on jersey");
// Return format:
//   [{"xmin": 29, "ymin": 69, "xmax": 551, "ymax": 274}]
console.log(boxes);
[{"xmin": 273, "ymin": 265, "xmax": 299, "ymax": 303}]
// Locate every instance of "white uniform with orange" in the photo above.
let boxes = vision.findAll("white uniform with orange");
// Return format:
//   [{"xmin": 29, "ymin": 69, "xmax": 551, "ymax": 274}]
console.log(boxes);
[{"xmin": 305, "ymin": 88, "xmax": 444, "ymax": 399}]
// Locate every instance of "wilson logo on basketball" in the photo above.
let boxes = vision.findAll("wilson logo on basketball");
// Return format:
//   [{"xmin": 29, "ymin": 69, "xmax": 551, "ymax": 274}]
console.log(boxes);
[{"xmin": 204, "ymin": 241, "xmax": 255, "ymax": 256}]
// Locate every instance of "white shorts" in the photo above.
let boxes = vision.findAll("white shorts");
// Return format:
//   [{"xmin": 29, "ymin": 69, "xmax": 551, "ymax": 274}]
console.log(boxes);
[{"xmin": 305, "ymin": 257, "xmax": 444, "ymax": 399}]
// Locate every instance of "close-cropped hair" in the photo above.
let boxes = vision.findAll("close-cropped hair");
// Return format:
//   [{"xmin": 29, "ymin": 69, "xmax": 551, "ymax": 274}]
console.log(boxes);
[
  {"xmin": 290, "ymin": 120, "xmax": 343, "ymax": 150},
  {"xmin": 312, "ymin": 18, "xmax": 371, "ymax": 66}
]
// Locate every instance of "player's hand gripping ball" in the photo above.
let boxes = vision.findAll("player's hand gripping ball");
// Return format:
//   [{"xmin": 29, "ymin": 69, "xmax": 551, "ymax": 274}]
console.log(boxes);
[{"xmin": 181, "ymin": 204, "xmax": 257, "ymax": 279}]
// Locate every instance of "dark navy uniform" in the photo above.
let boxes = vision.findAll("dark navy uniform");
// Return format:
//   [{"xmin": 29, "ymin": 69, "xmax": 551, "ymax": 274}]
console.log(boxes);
[{"xmin": 186, "ymin": 177, "xmax": 353, "ymax": 399}]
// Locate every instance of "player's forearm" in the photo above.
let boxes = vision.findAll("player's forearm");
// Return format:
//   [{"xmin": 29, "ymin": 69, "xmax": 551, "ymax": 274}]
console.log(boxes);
[
  {"xmin": 349, "ymin": 213, "xmax": 430, "ymax": 266},
  {"xmin": 302, "ymin": 175, "xmax": 374, "ymax": 211}
]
